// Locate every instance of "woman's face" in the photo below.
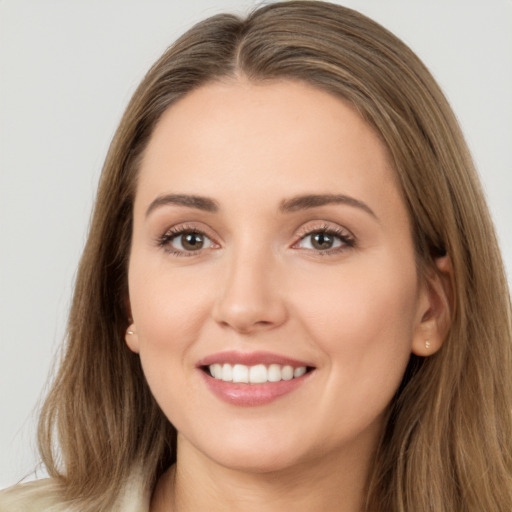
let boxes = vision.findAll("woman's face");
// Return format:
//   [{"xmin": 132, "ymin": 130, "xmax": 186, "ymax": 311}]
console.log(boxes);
[{"xmin": 126, "ymin": 79, "xmax": 433, "ymax": 473}]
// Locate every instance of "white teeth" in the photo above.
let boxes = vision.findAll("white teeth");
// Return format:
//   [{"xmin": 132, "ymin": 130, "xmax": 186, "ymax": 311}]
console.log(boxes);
[
  {"xmin": 211, "ymin": 363, "xmax": 222, "ymax": 379},
  {"xmin": 268, "ymin": 364, "xmax": 282, "ymax": 382},
  {"xmin": 208, "ymin": 363, "xmax": 308, "ymax": 383},
  {"xmin": 232, "ymin": 364, "xmax": 249, "ymax": 383},
  {"xmin": 294, "ymin": 366, "xmax": 307, "ymax": 378},
  {"xmin": 281, "ymin": 365, "xmax": 294, "ymax": 381},
  {"xmin": 221, "ymin": 363, "xmax": 232, "ymax": 382},
  {"xmin": 249, "ymin": 364, "xmax": 267, "ymax": 384}
]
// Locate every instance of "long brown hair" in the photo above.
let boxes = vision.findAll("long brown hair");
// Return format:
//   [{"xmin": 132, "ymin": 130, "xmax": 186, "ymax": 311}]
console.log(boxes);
[{"xmin": 38, "ymin": 2, "xmax": 512, "ymax": 510}]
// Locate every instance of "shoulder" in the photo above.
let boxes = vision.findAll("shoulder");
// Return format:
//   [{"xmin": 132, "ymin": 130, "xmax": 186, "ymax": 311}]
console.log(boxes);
[
  {"xmin": 0, "ymin": 479, "xmax": 70, "ymax": 512},
  {"xmin": 0, "ymin": 469, "xmax": 151, "ymax": 512}
]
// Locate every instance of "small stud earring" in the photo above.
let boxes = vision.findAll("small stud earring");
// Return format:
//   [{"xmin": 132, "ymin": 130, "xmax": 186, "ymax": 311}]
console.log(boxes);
[
  {"xmin": 425, "ymin": 340, "xmax": 431, "ymax": 350},
  {"xmin": 127, "ymin": 329, "xmax": 135, "ymax": 335}
]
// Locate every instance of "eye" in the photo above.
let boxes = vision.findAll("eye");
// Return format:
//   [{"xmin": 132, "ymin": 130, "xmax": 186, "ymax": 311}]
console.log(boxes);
[
  {"xmin": 300, "ymin": 232, "xmax": 342, "ymax": 250},
  {"xmin": 173, "ymin": 232, "xmax": 212, "ymax": 251},
  {"xmin": 158, "ymin": 227, "xmax": 216, "ymax": 255},
  {"xmin": 294, "ymin": 225, "xmax": 355, "ymax": 254}
]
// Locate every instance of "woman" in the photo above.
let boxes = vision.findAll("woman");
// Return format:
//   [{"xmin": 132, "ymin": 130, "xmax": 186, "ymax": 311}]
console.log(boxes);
[{"xmin": 1, "ymin": 1, "xmax": 511, "ymax": 510}]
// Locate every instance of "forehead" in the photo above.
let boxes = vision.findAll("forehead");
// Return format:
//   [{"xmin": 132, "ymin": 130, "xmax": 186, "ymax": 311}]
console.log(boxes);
[{"xmin": 136, "ymin": 78, "xmax": 402, "ymax": 218}]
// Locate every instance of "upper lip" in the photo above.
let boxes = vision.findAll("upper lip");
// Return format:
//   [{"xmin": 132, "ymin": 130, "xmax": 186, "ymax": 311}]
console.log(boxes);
[{"xmin": 197, "ymin": 350, "xmax": 314, "ymax": 368}]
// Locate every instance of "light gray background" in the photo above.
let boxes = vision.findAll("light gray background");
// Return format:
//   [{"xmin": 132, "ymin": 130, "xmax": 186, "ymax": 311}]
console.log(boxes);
[{"xmin": 1, "ymin": 0, "xmax": 511, "ymax": 487}]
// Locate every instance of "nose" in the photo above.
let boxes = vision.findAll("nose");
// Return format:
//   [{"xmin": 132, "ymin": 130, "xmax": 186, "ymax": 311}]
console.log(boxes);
[{"xmin": 212, "ymin": 245, "xmax": 288, "ymax": 334}]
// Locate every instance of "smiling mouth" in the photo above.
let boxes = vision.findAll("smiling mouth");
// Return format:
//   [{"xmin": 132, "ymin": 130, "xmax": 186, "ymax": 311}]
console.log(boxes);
[{"xmin": 203, "ymin": 363, "xmax": 314, "ymax": 384}]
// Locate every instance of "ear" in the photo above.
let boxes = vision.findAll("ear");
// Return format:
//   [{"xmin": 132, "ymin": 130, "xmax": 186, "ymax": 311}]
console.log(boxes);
[
  {"xmin": 411, "ymin": 255, "xmax": 453, "ymax": 357},
  {"xmin": 125, "ymin": 322, "xmax": 140, "ymax": 354}
]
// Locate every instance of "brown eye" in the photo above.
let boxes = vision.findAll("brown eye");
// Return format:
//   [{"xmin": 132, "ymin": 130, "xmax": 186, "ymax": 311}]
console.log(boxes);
[
  {"xmin": 299, "ymin": 231, "xmax": 343, "ymax": 251},
  {"xmin": 181, "ymin": 232, "xmax": 205, "ymax": 251},
  {"xmin": 311, "ymin": 232, "xmax": 335, "ymax": 250},
  {"xmin": 168, "ymin": 231, "xmax": 213, "ymax": 252},
  {"xmin": 296, "ymin": 228, "xmax": 354, "ymax": 253}
]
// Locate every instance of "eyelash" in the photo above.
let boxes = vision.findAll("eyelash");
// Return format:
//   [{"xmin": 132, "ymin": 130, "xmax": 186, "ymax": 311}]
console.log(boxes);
[
  {"xmin": 157, "ymin": 223, "xmax": 356, "ymax": 257},
  {"xmin": 157, "ymin": 224, "xmax": 216, "ymax": 257},
  {"xmin": 293, "ymin": 223, "xmax": 356, "ymax": 255}
]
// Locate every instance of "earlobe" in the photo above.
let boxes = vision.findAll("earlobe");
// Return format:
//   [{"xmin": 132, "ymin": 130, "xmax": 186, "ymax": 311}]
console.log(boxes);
[
  {"xmin": 125, "ymin": 322, "xmax": 140, "ymax": 353},
  {"xmin": 411, "ymin": 254, "xmax": 453, "ymax": 357}
]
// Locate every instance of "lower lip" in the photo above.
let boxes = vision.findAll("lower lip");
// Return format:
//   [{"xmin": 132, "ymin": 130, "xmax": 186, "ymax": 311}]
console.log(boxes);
[{"xmin": 199, "ymin": 370, "xmax": 312, "ymax": 406}]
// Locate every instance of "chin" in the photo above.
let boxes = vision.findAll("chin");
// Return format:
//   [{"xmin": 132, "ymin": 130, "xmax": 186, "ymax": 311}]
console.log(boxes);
[
  {"xmin": 208, "ymin": 446, "xmax": 307, "ymax": 475},
  {"xmin": 179, "ymin": 424, "xmax": 314, "ymax": 475}
]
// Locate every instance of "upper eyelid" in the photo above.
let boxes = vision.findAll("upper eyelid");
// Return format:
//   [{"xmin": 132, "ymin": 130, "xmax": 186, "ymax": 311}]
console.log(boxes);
[
  {"xmin": 157, "ymin": 226, "xmax": 219, "ymax": 256},
  {"xmin": 161, "ymin": 222, "xmax": 218, "ymax": 240},
  {"xmin": 156, "ymin": 223, "xmax": 219, "ymax": 251},
  {"xmin": 294, "ymin": 221, "xmax": 354, "ymax": 238},
  {"xmin": 156, "ymin": 220, "xmax": 355, "ymax": 247},
  {"xmin": 291, "ymin": 222, "xmax": 356, "ymax": 252}
]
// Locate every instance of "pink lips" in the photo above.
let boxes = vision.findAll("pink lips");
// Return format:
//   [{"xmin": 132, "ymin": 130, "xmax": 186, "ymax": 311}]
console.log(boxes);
[{"xmin": 197, "ymin": 350, "xmax": 314, "ymax": 407}]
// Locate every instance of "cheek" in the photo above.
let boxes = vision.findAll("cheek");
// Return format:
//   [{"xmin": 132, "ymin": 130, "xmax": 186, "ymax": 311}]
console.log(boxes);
[
  {"xmin": 293, "ymin": 254, "xmax": 419, "ymax": 388},
  {"xmin": 130, "ymin": 257, "xmax": 209, "ymax": 338},
  {"xmin": 127, "ymin": 268, "xmax": 216, "ymax": 432},
  {"xmin": 127, "ymin": 260, "xmax": 212, "ymax": 391}
]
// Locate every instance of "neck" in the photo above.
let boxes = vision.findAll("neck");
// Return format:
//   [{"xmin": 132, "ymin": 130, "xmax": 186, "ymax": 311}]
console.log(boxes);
[{"xmin": 151, "ymin": 434, "xmax": 378, "ymax": 512}]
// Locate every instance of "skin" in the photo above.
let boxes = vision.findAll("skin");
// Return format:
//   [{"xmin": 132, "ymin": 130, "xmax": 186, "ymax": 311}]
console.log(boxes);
[{"xmin": 125, "ymin": 78, "xmax": 448, "ymax": 511}]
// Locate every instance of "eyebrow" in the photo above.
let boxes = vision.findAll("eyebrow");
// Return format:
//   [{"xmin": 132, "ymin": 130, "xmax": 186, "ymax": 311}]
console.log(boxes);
[
  {"xmin": 280, "ymin": 194, "xmax": 377, "ymax": 218},
  {"xmin": 145, "ymin": 194, "xmax": 219, "ymax": 217},
  {"xmin": 145, "ymin": 192, "xmax": 376, "ymax": 219}
]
